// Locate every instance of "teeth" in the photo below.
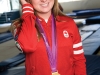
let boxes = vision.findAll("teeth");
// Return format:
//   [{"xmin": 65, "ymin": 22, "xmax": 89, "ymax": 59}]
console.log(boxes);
[{"xmin": 41, "ymin": 3, "xmax": 48, "ymax": 7}]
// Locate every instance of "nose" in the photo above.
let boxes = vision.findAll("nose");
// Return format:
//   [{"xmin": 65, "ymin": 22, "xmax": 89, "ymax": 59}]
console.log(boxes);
[{"xmin": 41, "ymin": 0, "xmax": 47, "ymax": 2}]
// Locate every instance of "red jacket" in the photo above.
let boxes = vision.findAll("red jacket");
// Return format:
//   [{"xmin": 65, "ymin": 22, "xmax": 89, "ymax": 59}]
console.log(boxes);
[{"xmin": 13, "ymin": 3, "xmax": 87, "ymax": 75}]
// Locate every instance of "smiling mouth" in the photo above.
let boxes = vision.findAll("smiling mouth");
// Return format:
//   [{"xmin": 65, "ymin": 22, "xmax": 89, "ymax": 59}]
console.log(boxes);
[{"xmin": 41, "ymin": 3, "xmax": 49, "ymax": 7}]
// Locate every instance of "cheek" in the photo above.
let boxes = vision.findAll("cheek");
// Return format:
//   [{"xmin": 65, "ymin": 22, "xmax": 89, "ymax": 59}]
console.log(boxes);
[
  {"xmin": 31, "ymin": 4, "xmax": 39, "ymax": 11},
  {"xmin": 32, "ymin": 5, "xmax": 39, "ymax": 11},
  {"xmin": 50, "ymin": 1, "xmax": 54, "ymax": 7},
  {"xmin": 31, "ymin": 0, "xmax": 38, "ymax": 7}
]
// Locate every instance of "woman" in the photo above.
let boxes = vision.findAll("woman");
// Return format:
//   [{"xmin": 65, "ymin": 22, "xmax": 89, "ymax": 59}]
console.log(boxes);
[{"xmin": 11, "ymin": 0, "xmax": 87, "ymax": 75}]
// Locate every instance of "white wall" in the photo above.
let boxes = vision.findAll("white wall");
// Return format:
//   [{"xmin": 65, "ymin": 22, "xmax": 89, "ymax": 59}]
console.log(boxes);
[
  {"xmin": 0, "ymin": 0, "xmax": 11, "ymax": 13},
  {"xmin": 0, "ymin": 0, "xmax": 20, "ymax": 14},
  {"xmin": 10, "ymin": 0, "xmax": 19, "ymax": 10}
]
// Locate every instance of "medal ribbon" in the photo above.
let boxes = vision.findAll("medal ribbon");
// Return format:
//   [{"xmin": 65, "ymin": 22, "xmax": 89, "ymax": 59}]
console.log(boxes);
[{"xmin": 36, "ymin": 14, "xmax": 57, "ymax": 72}]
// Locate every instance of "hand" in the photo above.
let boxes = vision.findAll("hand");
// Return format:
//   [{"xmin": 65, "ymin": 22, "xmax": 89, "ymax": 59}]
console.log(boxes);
[{"xmin": 19, "ymin": 0, "xmax": 28, "ymax": 5}]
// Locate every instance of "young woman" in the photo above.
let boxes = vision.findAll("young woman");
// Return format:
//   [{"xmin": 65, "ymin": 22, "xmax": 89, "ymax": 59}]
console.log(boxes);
[{"xmin": 12, "ymin": 0, "xmax": 87, "ymax": 75}]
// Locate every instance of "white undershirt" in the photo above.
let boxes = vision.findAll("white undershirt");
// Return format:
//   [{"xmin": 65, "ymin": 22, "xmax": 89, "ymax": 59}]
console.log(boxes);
[{"xmin": 45, "ymin": 19, "xmax": 48, "ymax": 23}]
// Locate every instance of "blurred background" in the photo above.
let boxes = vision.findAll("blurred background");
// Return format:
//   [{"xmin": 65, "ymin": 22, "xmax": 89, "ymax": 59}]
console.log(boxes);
[{"xmin": 0, "ymin": 0, "xmax": 100, "ymax": 75}]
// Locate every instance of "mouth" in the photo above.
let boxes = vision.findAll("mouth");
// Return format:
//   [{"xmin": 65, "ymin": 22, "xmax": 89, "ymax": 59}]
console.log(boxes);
[{"xmin": 40, "ymin": 3, "xmax": 49, "ymax": 7}]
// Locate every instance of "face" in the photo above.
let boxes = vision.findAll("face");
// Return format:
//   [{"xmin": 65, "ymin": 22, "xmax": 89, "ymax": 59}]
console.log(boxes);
[{"xmin": 30, "ymin": 0, "xmax": 54, "ymax": 14}]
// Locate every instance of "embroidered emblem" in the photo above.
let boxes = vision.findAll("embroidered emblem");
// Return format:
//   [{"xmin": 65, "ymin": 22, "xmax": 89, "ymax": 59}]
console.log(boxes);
[{"xmin": 63, "ymin": 30, "xmax": 69, "ymax": 38}]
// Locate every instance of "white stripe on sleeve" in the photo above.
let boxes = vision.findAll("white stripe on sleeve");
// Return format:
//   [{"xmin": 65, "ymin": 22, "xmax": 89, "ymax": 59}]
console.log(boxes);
[
  {"xmin": 15, "ymin": 41, "xmax": 23, "ymax": 53},
  {"xmin": 22, "ymin": 11, "xmax": 34, "ymax": 14},
  {"xmin": 73, "ymin": 42, "xmax": 82, "ymax": 48},
  {"xmin": 74, "ymin": 49, "xmax": 84, "ymax": 54},
  {"xmin": 23, "ymin": 6, "xmax": 33, "ymax": 10}
]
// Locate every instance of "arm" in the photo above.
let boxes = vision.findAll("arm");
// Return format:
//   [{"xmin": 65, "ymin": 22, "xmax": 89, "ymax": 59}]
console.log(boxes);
[
  {"xmin": 70, "ymin": 19, "xmax": 87, "ymax": 75},
  {"xmin": 14, "ymin": 1, "xmax": 38, "ymax": 53}
]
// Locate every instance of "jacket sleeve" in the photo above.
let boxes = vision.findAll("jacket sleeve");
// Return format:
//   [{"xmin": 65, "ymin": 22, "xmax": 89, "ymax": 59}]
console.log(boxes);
[
  {"xmin": 14, "ymin": 3, "xmax": 38, "ymax": 53},
  {"xmin": 70, "ymin": 19, "xmax": 87, "ymax": 75}
]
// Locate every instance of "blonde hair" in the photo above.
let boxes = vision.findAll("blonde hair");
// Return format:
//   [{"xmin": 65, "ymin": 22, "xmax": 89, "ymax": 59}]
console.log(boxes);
[{"xmin": 53, "ymin": 0, "xmax": 65, "ymax": 17}]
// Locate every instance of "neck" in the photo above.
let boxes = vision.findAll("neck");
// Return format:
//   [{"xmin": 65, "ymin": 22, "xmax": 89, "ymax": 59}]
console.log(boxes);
[{"xmin": 36, "ymin": 11, "xmax": 51, "ymax": 20}]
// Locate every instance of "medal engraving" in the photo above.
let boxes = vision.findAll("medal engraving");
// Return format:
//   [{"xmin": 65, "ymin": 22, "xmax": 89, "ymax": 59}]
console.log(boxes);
[{"xmin": 52, "ymin": 72, "xmax": 60, "ymax": 75}]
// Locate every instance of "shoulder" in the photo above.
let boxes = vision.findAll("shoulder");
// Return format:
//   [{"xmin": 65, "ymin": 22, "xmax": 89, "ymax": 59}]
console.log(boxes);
[
  {"xmin": 56, "ymin": 15, "xmax": 78, "ymax": 30},
  {"xmin": 56, "ymin": 15, "xmax": 74, "ymax": 22}
]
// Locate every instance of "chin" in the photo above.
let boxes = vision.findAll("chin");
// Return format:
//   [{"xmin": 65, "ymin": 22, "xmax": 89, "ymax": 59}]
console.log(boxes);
[{"xmin": 41, "ymin": 10, "xmax": 51, "ymax": 14}]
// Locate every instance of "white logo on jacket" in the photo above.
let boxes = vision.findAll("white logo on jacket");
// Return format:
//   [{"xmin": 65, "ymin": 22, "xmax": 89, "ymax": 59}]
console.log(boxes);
[{"xmin": 63, "ymin": 30, "xmax": 69, "ymax": 38}]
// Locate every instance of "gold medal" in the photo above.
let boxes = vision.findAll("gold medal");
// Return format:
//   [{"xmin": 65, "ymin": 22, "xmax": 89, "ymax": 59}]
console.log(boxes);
[{"xmin": 52, "ymin": 72, "xmax": 60, "ymax": 75}]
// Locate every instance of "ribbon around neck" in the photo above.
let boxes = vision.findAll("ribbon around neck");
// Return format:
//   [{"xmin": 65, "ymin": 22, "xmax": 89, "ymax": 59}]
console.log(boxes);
[{"xmin": 36, "ymin": 14, "xmax": 57, "ymax": 72}]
